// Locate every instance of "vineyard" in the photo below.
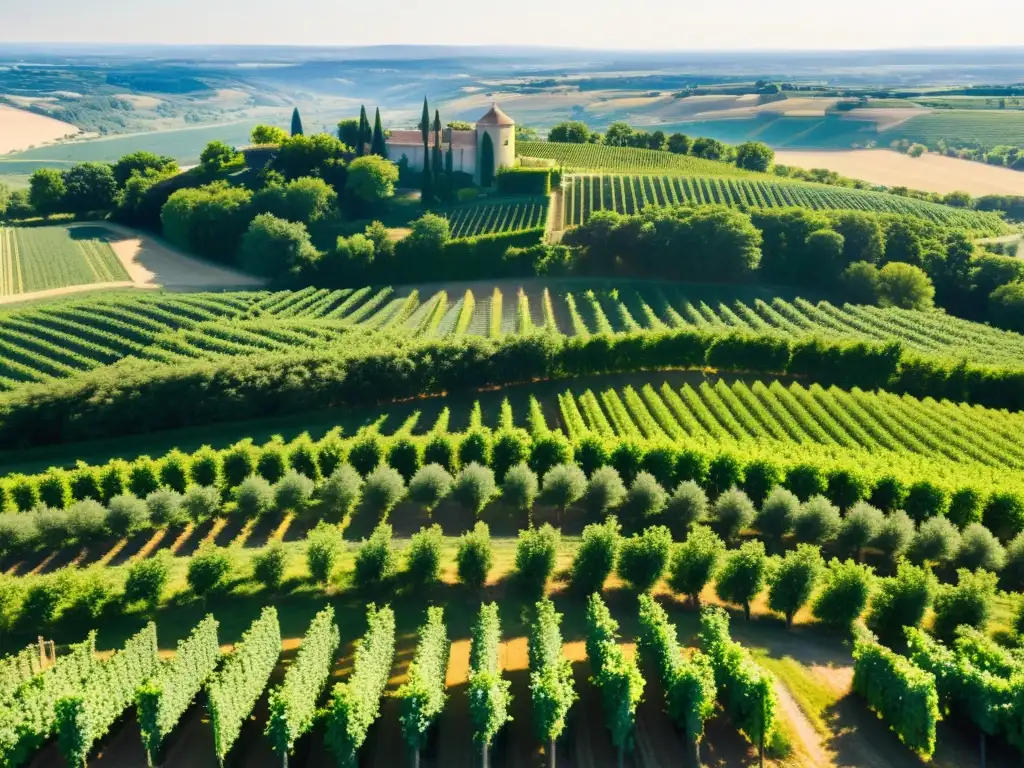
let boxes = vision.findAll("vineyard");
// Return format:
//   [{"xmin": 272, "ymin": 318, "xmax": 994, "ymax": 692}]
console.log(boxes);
[
  {"xmin": 0, "ymin": 225, "xmax": 130, "ymax": 297},
  {"xmin": 516, "ymin": 141, "xmax": 756, "ymax": 176},
  {"xmin": 561, "ymin": 173, "xmax": 1007, "ymax": 231},
  {"xmin": 440, "ymin": 196, "xmax": 548, "ymax": 239},
  {"xmin": 0, "ymin": 282, "xmax": 1023, "ymax": 391},
  {"xmin": 886, "ymin": 109, "xmax": 1024, "ymax": 150}
]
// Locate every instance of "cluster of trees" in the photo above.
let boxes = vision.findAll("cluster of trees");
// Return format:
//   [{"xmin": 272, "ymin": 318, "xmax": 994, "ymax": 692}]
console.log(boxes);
[
  {"xmin": 890, "ymin": 137, "xmax": 1024, "ymax": 170},
  {"xmin": 547, "ymin": 119, "xmax": 775, "ymax": 172},
  {"xmin": 564, "ymin": 203, "xmax": 1024, "ymax": 326}
]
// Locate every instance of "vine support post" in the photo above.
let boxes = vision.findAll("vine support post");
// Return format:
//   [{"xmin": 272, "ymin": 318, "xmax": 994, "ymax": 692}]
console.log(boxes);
[
  {"xmin": 548, "ymin": 738, "xmax": 557, "ymax": 768},
  {"xmin": 481, "ymin": 742, "xmax": 489, "ymax": 768}
]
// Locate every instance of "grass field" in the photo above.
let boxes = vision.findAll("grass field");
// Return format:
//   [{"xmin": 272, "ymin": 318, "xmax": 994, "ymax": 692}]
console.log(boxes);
[
  {"xmin": 0, "ymin": 225, "xmax": 129, "ymax": 297},
  {"xmin": 562, "ymin": 172, "xmax": 1006, "ymax": 231},
  {"xmin": 887, "ymin": 110, "xmax": 1024, "ymax": 150},
  {"xmin": 0, "ymin": 281, "xmax": 1021, "ymax": 391}
]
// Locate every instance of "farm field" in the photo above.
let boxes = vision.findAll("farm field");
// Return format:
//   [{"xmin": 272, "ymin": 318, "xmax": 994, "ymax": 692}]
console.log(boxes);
[
  {"xmin": 441, "ymin": 196, "xmax": 548, "ymax": 238},
  {"xmin": 517, "ymin": 140, "xmax": 756, "ymax": 176},
  {"xmin": 0, "ymin": 281, "xmax": 1023, "ymax": 391},
  {"xmin": 0, "ymin": 225, "xmax": 129, "ymax": 297},
  {"xmin": 885, "ymin": 109, "xmax": 1024, "ymax": 151},
  {"xmin": 0, "ymin": 104, "xmax": 80, "ymax": 155},
  {"xmin": 774, "ymin": 148, "xmax": 1024, "ymax": 196},
  {"xmin": 561, "ymin": 172, "xmax": 1007, "ymax": 231}
]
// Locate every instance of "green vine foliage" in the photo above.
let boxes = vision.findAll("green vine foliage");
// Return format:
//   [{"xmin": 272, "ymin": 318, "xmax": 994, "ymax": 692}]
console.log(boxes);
[
  {"xmin": 325, "ymin": 604, "xmax": 396, "ymax": 768},
  {"xmin": 0, "ymin": 645, "xmax": 46, "ymax": 709},
  {"xmin": 206, "ymin": 607, "xmax": 281, "ymax": 766},
  {"xmin": 585, "ymin": 594, "xmax": 645, "ymax": 755},
  {"xmin": 636, "ymin": 595, "xmax": 716, "ymax": 748},
  {"xmin": 528, "ymin": 599, "xmax": 577, "ymax": 746},
  {"xmin": 467, "ymin": 603, "xmax": 512, "ymax": 749},
  {"xmin": 851, "ymin": 627, "xmax": 939, "ymax": 759},
  {"xmin": 698, "ymin": 607, "xmax": 778, "ymax": 750},
  {"xmin": 55, "ymin": 622, "xmax": 159, "ymax": 768},
  {"xmin": 0, "ymin": 633, "xmax": 97, "ymax": 768},
  {"xmin": 266, "ymin": 607, "xmax": 340, "ymax": 760},
  {"xmin": 137, "ymin": 615, "xmax": 220, "ymax": 766},
  {"xmin": 397, "ymin": 606, "xmax": 450, "ymax": 754}
]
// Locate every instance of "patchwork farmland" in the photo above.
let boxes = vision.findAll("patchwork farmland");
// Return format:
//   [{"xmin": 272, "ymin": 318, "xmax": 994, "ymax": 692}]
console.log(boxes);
[{"xmin": 0, "ymin": 225, "xmax": 129, "ymax": 297}]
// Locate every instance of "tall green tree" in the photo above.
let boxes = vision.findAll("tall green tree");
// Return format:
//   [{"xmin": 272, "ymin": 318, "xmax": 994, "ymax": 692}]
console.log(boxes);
[
  {"xmin": 420, "ymin": 98, "xmax": 433, "ymax": 203},
  {"xmin": 290, "ymin": 108, "xmax": 304, "ymax": 137},
  {"xmin": 28, "ymin": 168, "xmax": 66, "ymax": 217},
  {"xmin": 432, "ymin": 110, "xmax": 443, "ymax": 173},
  {"xmin": 357, "ymin": 105, "xmax": 370, "ymax": 156},
  {"xmin": 371, "ymin": 108, "xmax": 387, "ymax": 158}
]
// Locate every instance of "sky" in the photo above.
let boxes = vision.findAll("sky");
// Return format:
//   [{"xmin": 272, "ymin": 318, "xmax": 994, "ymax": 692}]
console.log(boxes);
[{"xmin": 2, "ymin": 0, "xmax": 1023, "ymax": 50}]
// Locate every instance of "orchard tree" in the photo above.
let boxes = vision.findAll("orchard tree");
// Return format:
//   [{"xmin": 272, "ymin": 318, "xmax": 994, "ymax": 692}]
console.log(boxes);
[
  {"xmin": 768, "ymin": 544, "xmax": 824, "ymax": 628},
  {"xmin": 734, "ymin": 141, "xmax": 774, "ymax": 172},
  {"xmin": 29, "ymin": 168, "xmax": 66, "ymax": 217}
]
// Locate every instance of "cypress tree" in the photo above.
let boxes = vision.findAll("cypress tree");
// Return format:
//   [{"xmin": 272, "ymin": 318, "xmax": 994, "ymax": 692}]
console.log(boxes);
[
  {"xmin": 432, "ymin": 110, "xmax": 443, "ymax": 173},
  {"xmin": 420, "ymin": 98, "xmax": 433, "ymax": 203},
  {"xmin": 371, "ymin": 107, "xmax": 387, "ymax": 158},
  {"xmin": 445, "ymin": 130, "xmax": 453, "ymax": 175},
  {"xmin": 290, "ymin": 107, "xmax": 304, "ymax": 137},
  {"xmin": 357, "ymin": 105, "xmax": 370, "ymax": 156}
]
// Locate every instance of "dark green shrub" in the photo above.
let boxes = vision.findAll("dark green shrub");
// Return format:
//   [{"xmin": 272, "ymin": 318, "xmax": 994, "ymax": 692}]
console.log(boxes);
[
  {"xmin": 659, "ymin": 480, "xmax": 706, "ymax": 540},
  {"xmin": 69, "ymin": 462, "xmax": 102, "ymax": 502},
  {"xmin": 235, "ymin": 475, "xmax": 276, "ymax": 519},
  {"xmin": 274, "ymin": 470, "xmax": 315, "ymax": 513},
  {"xmin": 99, "ymin": 460, "xmax": 130, "ymax": 504},
  {"xmin": 0, "ymin": 513, "xmax": 38, "ymax": 557},
  {"xmin": 183, "ymin": 485, "xmax": 221, "ymax": 522},
  {"xmin": 609, "ymin": 441, "xmax": 644, "ymax": 486},
  {"xmin": 128, "ymin": 456, "xmax": 161, "ymax": 499},
  {"xmin": 514, "ymin": 524, "xmax": 560, "ymax": 596},
  {"xmin": 386, "ymin": 437, "xmax": 422, "ymax": 482},
  {"xmin": 491, "ymin": 428, "xmax": 531, "ymax": 483},
  {"xmin": 67, "ymin": 500, "xmax": 109, "ymax": 544},
  {"xmin": 947, "ymin": 487, "xmax": 983, "ymax": 529},
  {"xmin": 707, "ymin": 453, "xmax": 743, "ymax": 498},
  {"xmin": 541, "ymin": 463, "xmax": 587, "ymax": 514},
  {"xmin": 287, "ymin": 433, "xmax": 321, "ymax": 482},
  {"xmin": 956, "ymin": 523, "xmax": 1007, "ymax": 572},
  {"xmin": 617, "ymin": 525, "xmax": 673, "ymax": 593},
  {"xmin": 570, "ymin": 517, "xmax": 620, "ymax": 594},
  {"xmin": 452, "ymin": 463, "xmax": 497, "ymax": 516},
  {"xmin": 865, "ymin": 562, "xmax": 935, "ymax": 646},
  {"xmin": 674, "ymin": 449, "xmax": 710, "ymax": 485},
  {"xmin": 187, "ymin": 546, "xmax": 233, "ymax": 598},
  {"xmin": 124, "ymin": 551, "xmax": 171, "ymax": 608},
  {"xmin": 529, "ymin": 432, "xmax": 572, "ymax": 478},
  {"xmin": 983, "ymin": 491, "xmax": 1024, "ymax": 542},
  {"xmin": 37, "ymin": 469, "xmax": 71, "ymax": 510},
  {"xmin": 349, "ymin": 434, "xmax": 385, "ymax": 476},
  {"xmin": 107, "ymin": 494, "xmax": 151, "ymax": 538},
  {"xmin": 316, "ymin": 430, "xmax": 347, "ymax": 477},
  {"xmin": 908, "ymin": 516, "xmax": 961, "ymax": 566},
  {"xmin": 190, "ymin": 445, "xmax": 222, "ymax": 488},
  {"xmin": 640, "ymin": 445, "xmax": 677, "ymax": 488},
  {"xmin": 903, "ymin": 480, "xmax": 950, "ymax": 523},
  {"xmin": 408, "ymin": 464, "xmax": 453, "ymax": 511},
  {"xmin": 9, "ymin": 475, "xmax": 40, "ymax": 512},
  {"xmin": 423, "ymin": 433, "xmax": 457, "ymax": 473},
  {"xmin": 405, "ymin": 524, "xmax": 444, "ymax": 586},
  {"xmin": 837, "ymin": 502, "xmax": 884, "ymax": 561},
  {"xmin": 21, "ymin": 574, "xmax": 71, "ymax": 627},
  {"xmin": 222, "ymin": 439, "xmax": 258, "ymax": 489},
  {"xmin": 621, "ymin": 472, "xmax": 668, "ymax": 531},
  {"xmin": 826, "ymin": 468, "xmax": 868, "ymax": 512},
  {"xmin": 354, "ymin": 522, "xmax": 396, "ymax": 590},
  {"xmin": 580, "ymin": 466, "xmax": 626, "ymax": 520},
  {"xmin": 458, "ymin": 429, "xmax": 492, "ymax": 468},
  {"xmin": 872, "ymin": 510, "xmax": 916, "ymax": 563},
  {"xmin": 755, "ymin": 487, "xmax": 799, "ymax": 550},
  {"xmin": 811, "ymin": 558, "xmax": 874, "ymax": 633},
  {"xmin": 668, "ymin": 524, "xmax": 725, "ymax": 606},
  {"xmin": 784, "ymin": 464, "xmax": 827, "ymax": 502},
  {"xmin": 158, "ymin": 449, "xmax": 191, "ymax": 494},
  {"xmin": 710, "ymin": 487, "xmax": 756, "ymax": 543},
  {"xmin": 306, "ymin": 521, "xmax": 342, "ymax": 584},
  {"xmin": 146, "ymin": 489, "xmax": 187, "ymax": 528},
  {"xmin": 715, "ymin": 540, "xmax": 769, "ymax": 620},
  {"xmin": 65, "ymin": 566, "xmax": 117, "ymax": 622},
  {"xmin": 931, "ymin": 568, "xmax": 998, "ymax": 643},
  {"xmin": 456, "ymin": 521, "xmax": 493, "ymax": 589},
  {"xmin": 869, "ymin": 475, "xmax": 907, "ymax": 512},
  {"xmin": 501, "ymin": 463, "xmax": 539, "ymax": 513},
  {"xmin": 319, "ymin": 464, "xmax": 363, "ymax": 521},
  {"xmin": 793, "ymin": 496, "xmax": 841, "ymax": 544},
  {"xmin": 1002, "ymin": 533, "xmax": 1024, "ymax": 591},
  {"xmin": 256, "ymin": 438, "xmax": 288, "ymax": 483},
  {"xmin": 361, "ymin": 465, "xmax": 407, "ymax": 517},
  {"xmin": 253, "ymin": 543, "xmax": 287, "ymax": 591},
  {"xmin": 742, "ymin": 459, "xmax": 782, "ymax": 507},
  {"xmin": 574, "ymin": 434, "xmax": 609, "ymax": 477}
]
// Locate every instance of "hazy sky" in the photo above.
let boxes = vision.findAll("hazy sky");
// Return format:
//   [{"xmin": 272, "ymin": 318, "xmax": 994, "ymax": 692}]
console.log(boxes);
[{"xmin": 2, "ymin": 0, "xmax": 1023, "ymax": 50}]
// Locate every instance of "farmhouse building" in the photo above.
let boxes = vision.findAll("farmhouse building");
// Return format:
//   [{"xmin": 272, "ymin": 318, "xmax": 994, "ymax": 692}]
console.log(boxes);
[{"xmin": 385, "ymin": 103, "xmax": 515, "ymax": 186}]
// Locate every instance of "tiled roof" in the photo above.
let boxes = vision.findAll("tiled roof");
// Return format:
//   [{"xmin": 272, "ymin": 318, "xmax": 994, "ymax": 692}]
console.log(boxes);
[
  {"xmin": 477, "ymin": 103, "xmax": 514, "ymax": 127},
  {"xmin": 386, "ymin": 129, "xmax": 477, "ymax": 148}
]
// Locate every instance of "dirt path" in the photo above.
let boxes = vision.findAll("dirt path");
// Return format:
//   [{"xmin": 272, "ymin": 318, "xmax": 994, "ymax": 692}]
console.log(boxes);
[{"xmin": 774, "ymin": 679, "xmax": 834, "ymax": 767}]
